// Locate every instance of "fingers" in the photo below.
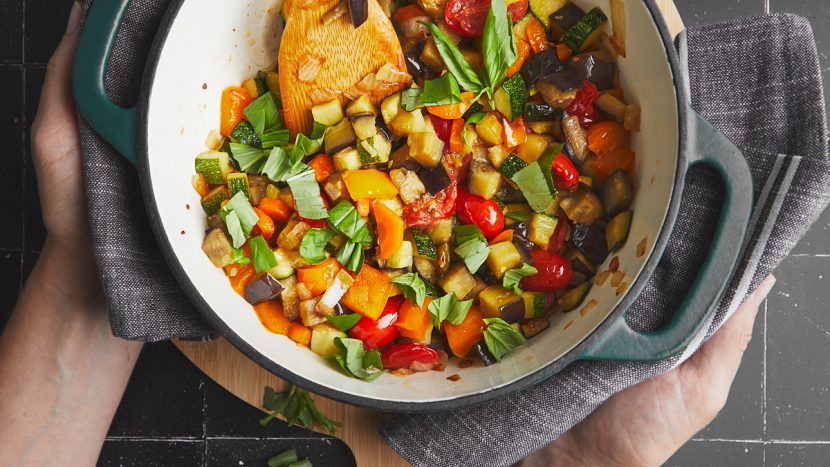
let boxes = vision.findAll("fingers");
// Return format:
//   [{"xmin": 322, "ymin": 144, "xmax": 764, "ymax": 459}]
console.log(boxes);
[{"xmin": 35, "ymin": 2, "xmax": 82, "ymax": 130}]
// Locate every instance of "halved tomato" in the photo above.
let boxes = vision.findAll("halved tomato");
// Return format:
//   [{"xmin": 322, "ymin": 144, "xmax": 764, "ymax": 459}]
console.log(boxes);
[{"xmin": 445, "ymin": 0, "xmax": 528, "ymax": 37}]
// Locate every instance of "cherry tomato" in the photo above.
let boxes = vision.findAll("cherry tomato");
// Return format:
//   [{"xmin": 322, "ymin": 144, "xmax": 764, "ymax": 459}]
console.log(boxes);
[
  {"xmin": 403, "ymin": 160, "xmax": 459, "ymax": 227},
  {"xmin": 546, "ymin": 216, "xmax": 570, "ymax": 254},
  {"xmin": 456, "ymin": 188, "xmax": 505, "ymax": 239},
  {"xmin": 566, "ymin": 80, "xmax": 599, "ymax": 129},
  {"xmin": 445, "ymin": 0, "xmax": 529, "ymax": 37},
  {"xmin": 295, "ymin": 191, "xmax": 330, "ymax": 228},
  {"xmin": 429, "ymin": 114, "xmax": 453, "ymax": 147},
  {"xmin": 521, "ymin": 249, "xmax": 573, "ymax": 292},
  {"xmin": 381, "ymin": 342, "xmax": 439, "ymax": 371},
  {"xmin": 348, "ymin": 296, "xmax": 403, "ymax": 349},
  {"xmin": 552, "ymin": 152, "xmax": 579, "ymax": 190}
]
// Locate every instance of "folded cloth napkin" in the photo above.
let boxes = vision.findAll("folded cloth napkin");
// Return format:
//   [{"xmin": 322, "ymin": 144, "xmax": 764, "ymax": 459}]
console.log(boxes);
[{"xmin": 78, "ymin": 2, "xmax": 830, "ymax": 464}]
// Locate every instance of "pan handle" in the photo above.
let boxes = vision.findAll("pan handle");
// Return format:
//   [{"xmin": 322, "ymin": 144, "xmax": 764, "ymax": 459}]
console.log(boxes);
[
  {"xmin": 579, "ymin": 109, "xmax": 753, "ymax": 361},
  {"xmin": 73, "ymin": 0, "xmax": 137, "ymax": 164}
]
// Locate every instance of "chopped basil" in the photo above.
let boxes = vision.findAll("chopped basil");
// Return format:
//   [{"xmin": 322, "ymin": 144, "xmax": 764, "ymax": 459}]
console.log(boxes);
[
  {"xmin": 502, "ymin": 262, "xmax": 538, "ymax": 294},
  {"xmin": 481, "ymin": 0, "xmax": 517, "ymax": 92},
  {"xmin": 229, "ymin": 247, "xmax": 251, "ymax": 265},
  {"xmin": 244, "ymin": 91, "xmax": 284, "ymax": 136},
  {"xmin": 391, "ymin": 273, "xmax": 427, "ymax": 306},
  {"xmin": 261, "ymin": 129, "xmax": 290, "ymax": 149},
  {"xmin": 327, "ymin": 200, "xmax": 371, "ymax": 245},
  {"xmin": 421, "ymin": 22, "xmax": 485, "ymax": 96},
  {"xmin": 505, "ymin": 211, "xmax": 532, "ymax": 222},
  {"xmin": 427, "ymin": 292, "xmax": 473, "ymax": 328},
  {"xmin": 335, "ymin": 239, "xmax": 365, "ymax": 273},
  {"xmin": 401, "ymin": 85, "xmax": 424, "ymax": 111},
  {"xmin": 511, "ymin": 154, "xmax": 558, "ymax": 212},
  {"xmin": 482, "ymin": 317, "xmax": 526, "ymax": 361},
  {"xmin": 453, "ymin": 224, "xmax": 490, "ymax": 273},
  {"xmin": 223, "ymin": 211, "xmax": 246, "ymax": 248},
  {"xmin": 230, "ymin": 143, "xmax": 268, "ymax": 173},
  {"xmin": 325, "ymin": 313, "xmax": 362, "ymax": 331},
  {"xmin": 260, "ymin": 385, "xmax": 340, "ymax": 434},
  {"xmin": 250, "ymin": 235, "xmax": 278, "ymax": 273},
  {"xmin": 291, "ymin": 131, "xmax": 324, "ymax": 162},
  {"xmin": 222, "ymin": 191, "xmax": 259, "ymax": 234},
  {"xmin": 462, "ymin": 112, "xmax": 486, "ymax": 146},
  {"xmin": 286, "ymin": 170, "xmax": 329, "ymax": 220},
  {"xmin": 299, "ymin": 228, "xmax": 334, "ymax": 265},
  {"xmin": 328, "ymin": 337, "xmax": 383, "ymax": 381},
  {"xmin": 421, "ymin": 73, "xmax": 462, "ymax": 107}
]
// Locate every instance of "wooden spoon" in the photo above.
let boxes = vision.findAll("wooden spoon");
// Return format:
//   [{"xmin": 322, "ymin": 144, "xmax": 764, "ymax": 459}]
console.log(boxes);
[{"xmin": 279, "ymin": 0, "xmax": 410, "ymax": 137}]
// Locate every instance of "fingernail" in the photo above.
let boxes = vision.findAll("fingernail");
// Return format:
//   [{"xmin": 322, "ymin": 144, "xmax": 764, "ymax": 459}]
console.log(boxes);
[{"xmin": 66, "ymin": 1, "xmax": 82, "ymax": 34}]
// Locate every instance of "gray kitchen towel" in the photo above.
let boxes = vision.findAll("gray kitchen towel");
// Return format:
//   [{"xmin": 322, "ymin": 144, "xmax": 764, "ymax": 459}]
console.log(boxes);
[{"xmin": 76, "ymin": 2, "xmax": 830, "ymax": 464}]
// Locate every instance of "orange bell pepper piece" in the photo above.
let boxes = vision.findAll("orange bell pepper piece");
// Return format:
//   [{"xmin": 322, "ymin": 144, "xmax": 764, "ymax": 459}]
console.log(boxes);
[
  {"xmin": 308, "ymin": 154, "xmax": 334, "ymax": 183},
  {"xmin": 355, "ymin": 198, "xmax": 372, "ymax": 217},
  {"xmin": 219, "ymin": 86, "xmax": 253, "ymax": 137},
  {"xmin": 489, "ymin": 229, "xmax": 514, "ymax": 245},
  {"xmin": 253, "ymin": 300, "xmax": 291, "ymax": 335},
  {"xmin": 396, "ymin": 297, "xmax": 433, "ymax": 341},
  {"xmin": 287, "ymin": 322, "xmax": 313, "ymax": 346},
  {"xmin": 228, "ymin": 264, "xmax": 256, "ymax": 296},
  {"xmin": 526, "ymin": 17, "xmax": 549, "ymax": 54},
  {"xmin": 427, "ymin": 91, "xmax": 475, "ymax": 120},
  {"xmin": 556, "ymin": 43, "xmax": 573, "ymax": 62},
  {"xmin": 342, "ymin": 169, "xmax": 399, "ymax": 200},
  {"xmin": 251, "ymin": 207, "xmax": 276, "ymax": 241},
  {"xmin": 444, "ymin": 306, "xmax": 486, "ymax": 358},
  {"xmin": 590, "ymin": 147, "xmax": 636, "ymax": 184},
  {"xmin": 449, "ymin": 118, "xmax": 465, "ymax": 154},
  {"xmin": 503, "ymin": 116, "xmax": 527, "ymax": 147},
  {"xmin": 257, "ymin": 197, "xmax": 291, "ymax": 222},
  {"xmin": 393, "ymin": 3, "xmax": 427, "ymax": 22},
  {"xmin": 587, "ymin": 121, "xmax": 629, "ymax": 155},
  {"xmin": 341, "ymin": 265, "xmax": 392, "ymax": 320},
  {"xmin": 297, "ymin": 258, "xmax": 341, "ymax": 297},
  {"xmin": 373, "ymin": 202, "xmax": 404, "ymax": 260},
  {"xmin": 507, "ymin": 39, "xmax": 531, "ymax": 78}
]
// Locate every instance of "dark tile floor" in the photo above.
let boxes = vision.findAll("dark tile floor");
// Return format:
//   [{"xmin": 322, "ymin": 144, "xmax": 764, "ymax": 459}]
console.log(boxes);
[{"xmin": 0, "ymin": 0, "xmax": 827, "ymax": 466}]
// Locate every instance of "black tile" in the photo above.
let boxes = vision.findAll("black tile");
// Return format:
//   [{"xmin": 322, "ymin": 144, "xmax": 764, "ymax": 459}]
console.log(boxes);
[
  {"xmin": 0, "ymin": 0, "xmax": 22, "ymax": 63},
  {"xmin": 204, "ymin": 380, "xmax": 321, "ymax": 438},
  {"xmin": 24, "ymin": 65, "xmax": 45, "ymax": 252},
  {"xmin": 0, "ymin": 251, "xmax": 22, "ymax": 332},
  {"xmin": 205, "ymin": 438, "xmax": 355, "ymax": 467},
  {"xmin": 107, "ymin": 342, "xmax": 206, "ymax": 438},
  {"xmin": 675, "ymin": 0, "xmax": 766, "ymax": 28},
  {"xmin": 24, "ymin": 0, "xmax": 71, "ymax": 64},
  {"xmin": 0, "ymin": 65, "xmax": 23, "ymax": 250},
  {"xmin": 666, "ymin": 440, "xmax": 763, "ymax": 466},
  {"xmin": 766, "ymin": 443, "xmax": 830, "ymax": 465},
  {"xmin": 97, "ymin": 440, "xmax": 204, "ymax": 467}
]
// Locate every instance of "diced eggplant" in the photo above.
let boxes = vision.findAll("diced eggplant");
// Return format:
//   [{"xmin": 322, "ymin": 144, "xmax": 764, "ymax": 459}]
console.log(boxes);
[
  {"xmin": 348, "ymin": 0, "xmax": 368, "ymax": 27},
  {"xmin": 439, "ymin": 264, "xmax": 478, "ymax": 299},
  {"xmin": 497, "ymin": 183, "xmax": 528, "ymax": 203},
  {"xmin": 603, "ymin": 169, "xmax": 634, "ymax": 216},
  {"xmin": 560, "ymin": 188, "xmax": 604, "ymax": 225},
  {"xmin": 521, "ymin": 317, "xmax": 550, "ymax": 338},
  {"xmin": 606, "ymin": 210, "xmax": 633, "ymax": 252},
  {"xmin": 299, "ymin": 297, "xmax": 326, "ymax": 327},
  {"xmin": 419, "ymin": 163, "xmax": 452, "ymax": 195},
  {"xmin": 520, "ymin": 48, "xmax": 566, "ymax": 89},
  {"xmin": 316, "ymin": 270, "xmax": 355, "ymax": 315},
  {"xmin": 381, "ymin": 92, "xmax": 401, "ymax": 125},
  {"xmin": 524, "ymin": 102, "xmax": 564, "ymax": 122},
  {"xmin": 528, "ymin": 213, "xmax": 558, "ymax": 249},
  {"xmin": 549, "ymin": 3, "xmax": 586, "ymax": 39},
  {"xmin": 323, "ymin": 172, "xmax": 351, "ymax": 204},
  {"xmin": 390, "ymin": 167, "xmax": 427, "ymax": 203},
  {"xmin": 426, "ymin": 218, "xmax": 454, "ymax": 244},
  {"xmin": 244, "ymin": 273, "xmax": 286, "ymax": 305},
  {"xmin": 516, "ymin": 134, "xmax": 549, "ymax": 163},
  {"xmin": 206, "ymin": 214, "xmax": 225, "ymax": 232},
  {"xmin": 387, "ymin": 240, "xmax": 414, "ymax": 269},
  {"xmin": 585, "ymin": 54, "xmax": 616, "ymax": 90},
  {"xmin": 474, "ymin": 341, "xmax": 498, "ymax": 366},
  {"xmin": 486, "ymin": 242, "xmax": 523, "ymax": 279},
  {"xmin": 350, "ymin": 113, "xmax": 379, "ymax": 140},
  {"xmin": 487, "ymin": 145, "xmax": 511, "ymax": 169},
  {"xmin": 479, "ymin": 285, "xmax": 524, "ymax": 322},
  {"xmin": 280, "ymin": 275, "xmax": 300, "ymax": 321},
  {"xmin": 408, "ymin": 132, "xmax": 444, "ymax": 167},
  {"xmin": 391, "ymin": 109, "xmax": 426, "ymax": 136},
  {"xmin": 562, "ymin": 115, "xmax": 588, "ymax": 164},
  {"xmin": 357, "ymin": 134, "xmax": 392, "ymax": 165},
  {"xmin": 474, "ymin": 113, "xmax": 504, "ymax": 147},
  {"xmin": 405, "ymin": 39, "xmax": 439, "ymax": 81},
  {"xmin": 559, "ymin": 281, "xmax": 591, "ymax": 312},
  {"xmin": 414, "ymin": 256, "xmax": 439, "ymax": 283},
  {"xmin": 324, "ymin": 118, "xmax": 357, "ymax": 155},
  {"xmin": 512, "ymin": 221, "xmax": 536, "ymax": 253},
  {"xmin": 248, "ymin": 175, "xmax": 269, "ymax": 206},
  {"xmin": 277, "ymin": 220, "xmax": 311, "ymax": 251},
  {"xmin": 543, "ymin": 54, "xmax": 616, "ymax": 92},
  {"xmin": 312, "ymin": 99, "xmax": 345, "ymax": 126},
  {"xmin": 571, "ymin": 224, "xmax": 608, "ymax": 265},
  {"xmin": 345, "ymin": 94, "xmax": 377, "ymax": 117},
  {"xmin": 536, "ymin": 80, "xmax": 578, "ymax": 108},
  {"xmin": 420, "ymin": 38, "xmax": 445, "ymax": 72},
  {"xmin": 201, "ymin": 229, "xmax": 234, "ymax": 268},
  {"xmin": 468, "ymin": 158, "xmax": 502, "ymax": 200},
  {"xmin": 564, "ymin": 247, "xmax": 597, "ymax": 275},
  {"xmin": 436, "ymin": 242, "xmax": 451, "ymax": 274}
]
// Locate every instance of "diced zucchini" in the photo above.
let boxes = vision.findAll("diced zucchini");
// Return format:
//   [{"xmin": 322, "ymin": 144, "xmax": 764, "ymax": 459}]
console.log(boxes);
[
  {"xmin": 487, "ymin": 145, "xmax": 511, "ymax": 169},
  {"xmin": 332, "ymin": 147, "xmax": 362, "ymax": 171},
  {"xmin": 524, "ymin": 102, "xmax": 564, "ymax": 122},
  {"xmin": 426, "ymin": 218, "xmax": 454, "ymax": 244},
  {"xmin": 522, "ymin": 291, "xmax": 547, "ymax": 319},
  {"xmin": 390, "ymin": 168, "xmax": 426, "ymax": 204},
  {"xmin": 486, "ymin": 242, "xmax": 523, "ymax": 279},
  {"xmin": 195, "ymin": 151, "xmax": 232, "ymax": 184},
  {"xmin": 527, "ymin": 121, "xmax": 559, "ymax": 136},
  {"xmin": 267, "ymin": 249, "xmax": 295, "ymax": 279},
  {"xmin": 345, "ymin": 94, "xmax": 377, "ymax": 118},
  {"xmin": 500, "ymin": 154, "xmax": 529, "ymax": 179},
  {"xmin": 439, "ymin": 264, "xmax": 478, "ymax": 300},
  {"xmin": 408, "ymin": 132, "xmax": 444, "ymax": 167},
  {"xmin": 231, "ymin": 120, "xmax": 261, "ymax": 147},
  {"xmin": 562, "ymin": 7, "xmax": 608, "ymax": 52},
  {"xmin": 265, "ymin": 183, "xmax": 279, "ymax": 199},
  {"xmin": 381, "ymin": 92, "xmax": 401, "ymax": 125},
  {"xmin": 468, "ymin": 158, "xmax": 502, "ymax": 200},
  {"xmin": 324, "ymin": 118, "xmax": 357, "ymax": 155},
  {"xmin": 201, "ymin": 186, "xmax": 230, "ymax": 215},
  {"xmin": 409, "ymin": 228, "xmax": 439, "ymax": 259},
  {"xmin": 530, "ymin": 0, "xmax": 569, "ymax": 29},
  {"xmin": 357, "ymin": 135, "xmax": 392, "ymax": 165},
  {"xmin": 387, "ymin": 240, "xmax": 414, "ymax": 269},
  {"xmin": 475, "ymin": 113, "xmax": 504, "ymax": 146},
  {"xmin": 478, "ymin": 286, "xmax": 522, "ymax": 319},
  {"xmin": 493, "ymin": 74, "xmax": 526, "ymax": 121},
  {"xmin": 414, "ymin": 256, "xmax": 439, "ymax": 283},
  {"xmin": 310, "ymin": 324, "xmax": 347, "ymax": 356},
  {"xmin": 516, "ymin": 134, "xmax": 549, "ymax": 163},
  {"xmin": 558, "ymin": 281, "xmax": 591, "ymax": 312},
  {"xmin": 262, "ymin": 71, "xmax": 281, "ymax": 94},
  {"xmin": 350, "ymin": 113, "xmax": 378, "ymax": 140},
  {"xmin": 606, "ymin": 210, "xmax": 633, "ymax": 252},
  {"xmin": 529, "ymin": 213, "xmax": 558, "ymax": 249},
  {"xmin": 390, "ymin": 109, "xmax": 426, "ymax": 136},
  {"xmin": 228, "ymin": 172, "xmax": 250, "ymax": 199},
  {"xmin": 242, "ymin": 77, "xmax": 267, "ymax": 98},
  {"xmin": 312, "ymin": 99, "xmax": 345, "ymax": 126}
]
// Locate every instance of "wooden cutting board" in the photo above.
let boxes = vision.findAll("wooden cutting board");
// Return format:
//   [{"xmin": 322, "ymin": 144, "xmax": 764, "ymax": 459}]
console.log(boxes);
[{"xmin": 175, "ymin": 4, "xmax": 683, "ymax": 465}]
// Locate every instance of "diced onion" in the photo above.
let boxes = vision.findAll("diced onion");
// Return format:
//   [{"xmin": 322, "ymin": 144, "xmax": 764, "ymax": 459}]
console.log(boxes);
[
  {"xmin": 308, "ymin": 87, "xmax": 341, "ymax": 105},
  {"xmin": 298, "ymin": 54, "xmax": 324, "ymax": 82},
  {"xmin": 321, "ymin": 1, "xmax": 348, "ymax": 25}
]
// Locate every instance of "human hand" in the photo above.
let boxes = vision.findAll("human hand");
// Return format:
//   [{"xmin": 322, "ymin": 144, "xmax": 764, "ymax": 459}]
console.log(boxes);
[{"xmin": 518, "ymin": 275, "xmax": 777, "ymax": 467}]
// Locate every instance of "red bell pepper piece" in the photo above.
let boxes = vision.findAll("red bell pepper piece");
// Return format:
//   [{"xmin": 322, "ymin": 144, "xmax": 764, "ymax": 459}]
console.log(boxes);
[
  {"xmin": 348, "ymin": 296, "xmax": 403, "ymax": 349},
  {"xmin": 551, "ymin": 152, "xmax": 579, "ymax": 190},
  {"xmin": 566, "ymin": 81, "xmax": 599, "ymax": 129}
]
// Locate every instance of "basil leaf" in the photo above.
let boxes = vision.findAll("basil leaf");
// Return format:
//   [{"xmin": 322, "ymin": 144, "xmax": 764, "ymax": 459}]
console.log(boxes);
[
  {"xmin": 455, "ymin": 237, "xmax": 490, "ymax": 274},
  {"xmin": 505, "ymin": 211, "xmax": 532, "ymax": 222},
  {"xmin": 511, "ymin": 161, "xmax": 557, "ymax": 212},
  {"xmin": 401, "ymin": 85, "xmax": 424, "ymax": 111},
  {"xmin": 363, "ymin": 349, "xmax": 383, "ymax": 371},
  {"xmin": 260, "ymin": 129, "xmax": 290, "ymax": 149},
  {"xmin": 291, "ymin": 131, "xmax": 324, "ymax": 163},
  {"xmin": 421, "ymin": 22, "xmax": 485, "ymax": 95},
  {"xmin": 391, "ymin": 273, "xmax": 427, "ymax": 306},
  {"xmin": 326, "ymin": 313, "xmax": 362, "ymax": 331},
  {"xmin": 230, "ymin": 143, "xmax": 268, "ymax": 173},
  {"xmin": 299, "ymin": 228, "xmax": 335, "ymax": 264},
  {"xmin": 261, "ymin": 147, "xmax": 291, "ymax": 182},
  {"xmin": 250, "ymin": 235, "xmax": 278, "ymax": 272},
  {"xmin": 336, "ymin": 239, "xmax": 365, "ymax": 273},
  {"xmin": 428, "ymin": 292, "xmax": 473, "ymax": 328},
  {"xmin": 329, "ymin": 337, "xmax": 383, "ymax": 381},
  {"xmin": 421, "ymin": 73, "xmax": 462, "ymax": 107},
  {"xmin": 454, "ymin": 224, "xmax": 486, "ymax": 245},
  {"xmin": 483, "ymin": 317, "xmax": 526, "ymax": 361},
  {"xmin": 244, "ymin": 91, "xmax": 284, "ymax": 136},
  {"xmin": 222, "ymin": 191, "xmax": 259, "ymax": 234},
  {"xmin": 260, "ymin": 385, "xmax": 340, "ymax": 434},
  {"xmin": 481, "ymin": 0, "xmax": 517, "ymax": 92},
  {"xmin": 286, "ymin": 170, "xmax": 329, "ymax": 219},
  {"xmin": 328, "ymin": 200, "xmax": 371, "ymax": 244},
  {"xmin": 223, "ymin": 211, "xmax": 247, "ymax": 248},
  {"xmin": 462, "ymin": 112, "xmax": 486, "ymax": 146},
  {"xmin": 502, "ymin": 262, "xmax": 538, "ymax": 294},
  {"xmin": 229, "ymin": 247, "xmax": 251, "ymax": 265}
]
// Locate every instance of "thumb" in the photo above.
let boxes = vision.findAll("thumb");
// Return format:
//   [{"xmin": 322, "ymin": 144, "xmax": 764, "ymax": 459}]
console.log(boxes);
[{"xmin": 36, "ymin": 2, "xmax": 82, "ymax": 128}]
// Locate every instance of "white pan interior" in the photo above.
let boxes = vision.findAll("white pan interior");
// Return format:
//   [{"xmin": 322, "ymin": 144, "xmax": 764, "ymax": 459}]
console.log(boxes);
[{"xmin": 144, "ymin": 0, "xmax": 678, "ymax": 403}]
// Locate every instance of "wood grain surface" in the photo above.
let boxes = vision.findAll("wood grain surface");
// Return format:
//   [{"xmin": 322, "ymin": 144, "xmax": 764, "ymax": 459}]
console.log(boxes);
[{"xmin": 175, "ymin": 4, "xmax": 683, "ymax": 466}]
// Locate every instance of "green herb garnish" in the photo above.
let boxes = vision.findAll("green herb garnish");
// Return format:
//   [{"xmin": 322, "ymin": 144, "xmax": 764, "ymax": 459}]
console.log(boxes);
[
  {"xmin": 427, "ymin": 292, "xmax": 473, "ymax": 328},
  {"xmin": 502, "ymin": 262, "xmax": 538, "ymax": 294},
  {"xmin": 229, "ymin": 247, "xmax": 251, "ymax": 265},
  {"xmin": 299, "ymin": 228, "xmax": 335, "ymax": 264},
  {"xmin": 286, "ymin": 169, "xmax": 329, "ymax": 220},
  {"xmin": 482, "ymin": 317, "xmax": 526, "ymax": 361},
  {"xmin": 230, "ymin": 143, "xmax": 268, "ymax": 173},
  {"xmin": 325, "ymin": 313, "xmax": 362, "ymax": 331},
  {"xmin": 244, "ymin": 91, "xmax": 283, "ymax": 136},
  {"xmin": 328, "ymin": 337, "xmax": 384, "ymax": 381},
  {"xmin": 250, "ymin": 235, "xmax": 278, "ymax": 273},
  {"xmin": 391, "ymin": 273, "xmax": 427, "ymax": 306},
  {"xmin": 453, "ymin": 224, "xmax": 490, "ymax": 273},
  {"xmin": 260, "ymin": 385, "xmax": 340, "ymax": 435},
  {"xmin": 481, "ymin": 0, "xmax": 517, "ymax": 93}
]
